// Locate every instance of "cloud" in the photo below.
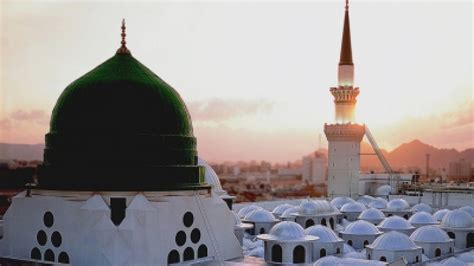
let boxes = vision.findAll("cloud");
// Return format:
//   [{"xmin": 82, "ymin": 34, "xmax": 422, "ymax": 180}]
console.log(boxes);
[
  {"xmin": 187, "ymin": 98, "xmax": 274, "ymax": 122},
  {"xmin": 10, "ymin": 110, "xmax": 49, "ymax": 125},
  {"xmin": 0, "ymin": 109, "xmax": 50, "ymax": 144}
]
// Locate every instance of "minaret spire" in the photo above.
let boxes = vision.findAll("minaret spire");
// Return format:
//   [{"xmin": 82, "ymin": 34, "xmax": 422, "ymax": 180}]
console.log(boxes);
[
  {"xmin": 116, "ymin": 19, "xmax": 131, "ymax": 55},
  {"xmin": 339, "ymin": 0, "xmax": 353, "ymax": 66}
]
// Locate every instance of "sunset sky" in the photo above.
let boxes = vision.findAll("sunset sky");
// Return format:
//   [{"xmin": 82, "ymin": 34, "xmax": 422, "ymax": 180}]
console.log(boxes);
[{"xmin": 0, "ymin": 0, "xmax": 472, "ymax": 163}]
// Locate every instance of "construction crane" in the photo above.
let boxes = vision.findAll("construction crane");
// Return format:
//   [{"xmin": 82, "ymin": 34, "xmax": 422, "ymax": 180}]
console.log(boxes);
[{"xmin": 364, "ymin": 125, "xmax": 400, "ymax": 192}]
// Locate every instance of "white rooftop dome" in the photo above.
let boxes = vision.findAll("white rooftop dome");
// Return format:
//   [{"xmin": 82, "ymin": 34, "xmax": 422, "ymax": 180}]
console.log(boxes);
[
  {"xmin": 456, "ymin": 250, "xmax": 474, "ymax": 263},
  {"xmin": 439, "ymin": 257, "xmax": 469, "ymax": 266},
  {"xmin": 341, "ymin": 202, "xmax": 366, "ymax": 213},
  {"xmin": 357, "ymin": 195, "xmax": 375, "ymax": 206},
  {"xmin": 343, "ymin": 220, "xmax": 382, "ymax": 235},
  {"xmin": 369, "ymin": 231, "xmax": 419, "ymax": 251},
  {"xmin": 411, "ymin": 203, "xmax": 433, "ymax": 214},
  {"xmin": 375, "ymin": 185, "xmax": 392, "ymax": 196},
  {"xmin": 331, "ymin": 196, "xmax": 355, "ymax": 209},
  {"xmin": 314, "ymin": 256, "xmax": 387, "ymax": 266},
  {"xmin": 299, "ymin": 198, "xmax": 319, "ymax": 215},
  {"xmin": 257, "ymin": 221, "xmax": 317, "ymax": 241},
  {"xmin": 433, "ymin": 209, "xmax": 451, "ymax": 222},
  {"xmin": 368, "ymin": 198, "xmax": 387, "ymax": 209},
  {"xmin": 271, "ymin": 203, "xmax": 293, "ymax": 216},
  {"xmin": 305, "ymin": 225, "xmax": 342, "ymax": 242},
  {"xmin": 386, "ymin": 198, "xmax": 410, "ymax": 211},
  {"xmin": 280, "ymin": 206, "xmax": 300, "ymax": 218},
  {"xmin": 198, "ymin": 158, "xmax": 225, "ymax": 195},
  {"xmin": 378, "ymin": 216, "xmax": 415, "ymax": 230},
  {"xmin": 243, "ymin": 209, "xmax": 277, "ymax": 223},
  {"xmin": 343, "ymin": 243, "xmax": 355, "ymax": 254},
  {"xmin": 410, "ymin": 225, "xmax": 452, "ymax": 243},
  {"xmin": 231, "ymin": 211, "xmax": 253, "ymax": 229},
  {"xmin": 459, "ymin": 206, "xmax": 474, "ymax": 217},
  {"xmin": 238, "ymin": 205, "xmax": 262, "ymax": 218},
  {"xmin": 441, "ymin": 209, "xmax": 474, "ymax": 229},
  {"xmin": 247, "ymin": 246, "xmax": 264, "ymax": 258},
  {"xmin": 408, "ymin": 211, "xmax": 438, "ymax": 226},
  {"xmin": 358, "ymin": 208, "xmax": 386, "ymax": 222}
]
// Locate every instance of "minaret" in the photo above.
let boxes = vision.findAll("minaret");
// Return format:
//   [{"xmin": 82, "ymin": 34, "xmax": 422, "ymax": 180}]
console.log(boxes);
[
  {"xmin": 331, "ymin": 0, "xmax": 359, "ymax": 123},
  {"xmin": 324, "ymin": 0, "xmax": 365, "ymax": 198}
]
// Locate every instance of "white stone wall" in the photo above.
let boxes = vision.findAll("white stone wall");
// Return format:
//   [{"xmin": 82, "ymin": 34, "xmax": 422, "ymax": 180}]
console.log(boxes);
[{"xmin": 328, "ymin": 141, "xmax": 361, "ymax": 198}]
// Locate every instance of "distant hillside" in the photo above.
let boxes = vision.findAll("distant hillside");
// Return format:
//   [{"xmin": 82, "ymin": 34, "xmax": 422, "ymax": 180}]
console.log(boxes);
[
  {"xmin": 0, "ymin": 143, "xmax": 44, "ymax": 161},
  {"xmin": 361, "ymin": 139, "xmax": 473, "ymax": 172}
]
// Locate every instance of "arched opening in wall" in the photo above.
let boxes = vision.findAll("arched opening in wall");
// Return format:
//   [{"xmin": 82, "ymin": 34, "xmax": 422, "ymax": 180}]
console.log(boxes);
[
  {"xmin": 364, "ymin": 240, "xmax": 369, "ymax": 247},
  {"xmin": 416, "ymin": 256, "xmax": 419, "ymax": 262},
  {"xmin": 58, "ymin": 252, "xmax": 70, "ymax": 264},
  {"xmin": 321, "ymin": 218, "xmax": 327, "ymax": 226},
  {"xmin": 336, "ymin": 248, "xmax": 341, "ymax": 254},
  {"xmin": 466, "ymin": 233, "xmax": 474, "ymax": 248},
  {"xmin": 343, "ymin": 215, "xmax": 347, "ymax": 220},
  {"xmin": 183, "ymin": 247, "xmax": 194, "ymax": 261},
  {"xmin": 44, "ymin": 249, "xmax": 55, "ymax": 262},
  {"xmin": 271, "ymin": 244, "xmax": 282, "ymax": 262},
  {"xmin": 110, "ymin": 197, "xmax": 126, "ymax": 226},
  {"xmin": 403, "ymin": 214, "xmax": 408, "ymax": 219},
  {"xmin": 421, "ymin": 248, "xmax": 424, "ymax": 254},
  {"xmin": 329, "ymin": 218, "xmax": 335, "ymax": 229},
  {"xmin": 368, "ymin": 254, "xmax": 371, "ymax": 260},
  {"xmin": 380, "ymin": 256, "xmax": 387, "ymax": 262},
  {"xmin": 31, "ymin": 248, "xmax": 41, "ymax": 260},
  {"xmin": 305, "ymin": 219, "xmax": 315, "ymax": 228},
  {"xmin": 347, "ymin": 240, "xmax": 353, "ymax": 246},
  {"xmin": 435, "ymin": 248, "xmax": 441, "ymax": 257},
  {"xmin": 449, "ymin": 247, "xmax": 453, "ymax": 253},
  {"xmin": 387, "ymin": 214, "xmax": 392, "ymax": 217},
  {"xmin": 293, "ymin": 245, "xmax": 305, "ymax": 263},
  {"xmin": 168, "ymin": 250, "xmax": 180, "ymax": 264},
  {"xmin": 198, "ymin": 245, "xmax": 208, "ymax": 258},
  {"xmin": 320, "ymin": 248, "xmax": 326, "ymax": 258},
  {"xmin": 259, "ymin": 228, "xmax": 265, "ymax": 234},
  {"xmin": 448, "ymin": 232, "xmax": 456, "ymax": 240}
]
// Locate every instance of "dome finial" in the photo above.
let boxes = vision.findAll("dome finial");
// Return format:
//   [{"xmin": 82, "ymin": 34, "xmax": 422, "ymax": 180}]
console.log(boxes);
[
  {"xmin": 116, "ymin": 18, "xmax": 131, "ymax": 55},
  {"xmin": 345, "ymin": 0, "xmax": 349, "ymax": 10}
]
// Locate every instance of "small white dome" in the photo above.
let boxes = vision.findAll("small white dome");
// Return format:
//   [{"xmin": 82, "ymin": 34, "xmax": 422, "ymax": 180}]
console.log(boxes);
[
  {"xmin": 331, "ymin": 196, "xmax": 355, "ymax": 209},
  {"xmin": 441, "ymin": 209, "xmax": 474, "ymax": 229},
  {"xmin": 314, "ymin": 256, "xmax": 387, "ymax": 266},
  {"xmin": 198, "ymin": 158, "xmax": 225, "ymax": 194},
  {"xmin": 272, "ymin": 203, "xmax": 293, "ymax": 216},
  {"xmin": 232, "ymin": 211, "xmax": 253, "ymax": 229},
  {"xmin": 408, "ymin": 211, "xmax": 438, "ymax": 226},
  {"xmin": 386, "ymin": 198, "xmax": 410, "ymax": 211},
  {"xmin": 357, "ymin": 195, "xmax": 375, "ymax": 206},
  {"xmin": 410, "ymin": 225, "xmax": 452, "ymax": 243},
  {"xmin": 313, "ymin": 256, "xmax": 340, "ymax": 265},
  {"xmin": 459, "ymin": 206, "xmax": 474, "ymax": 217},
  {"xmin": 342, "ymin": 251, "xmax": 365, "ymax": 259},
  {"xmin": 378, "ymin": 216, "xmax": 415, "ymax": 230},
  {"xmin": 375, "ymin": 185, "xmax": 392, "ymax": 196},
  {"xmin": 313, "ymin": 199, "xmax": 335, "ymax": 213},
  {"xmin": 343, "ymin": 220, "xmax": 381, "ymax": 235},
  {"xmin": 343, "ymin": 243, "xmax": 355, "ymax": 254},
  {"xmin": 369, "ymin": 231, "xmax": 419, "ymax": 250},
  {"xmin": 358, "ymin": 208, "xmax": 386, "ymax": 222},
  {"xmin": 299, "ymin": 198, "xmax": 319, "ymax": 215},
  {"xmin": 238, "ymin": 205, "xmax": 262, "ymax": 218},
  {"xmin": 368, "ymin": 198, "xmax": 387, "ymax": 209},
  {"xmin": 305, "ymin": 225, "xmax": 342, "ymax": 242},
  {"xmin": 280, "ymin": 206, "xmax": 300, "ymax": 218},
  {"xmin": 433, "ymin": 209, "xmax": 451, "ymax": 222},
  {"xmin": 268, "ymin": 221, "xmax": 306, "ymax": 240},
  {"xmin": 411, "ymin": 203, "xmax": 433, "ymax": 214},
  {"xmin": 244, "ymin": 209, "xmax": 277, "ymax": 223},
  {"xmin": 341, "ymin": 202, "xmax": 366, "ymax": 213}
]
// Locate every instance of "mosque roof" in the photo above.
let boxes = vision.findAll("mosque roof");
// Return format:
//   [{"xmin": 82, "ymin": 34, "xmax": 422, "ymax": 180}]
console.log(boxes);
[
  {"xmin": 408, "ymin": 211, "xmax": 438, "ymax": 226},
  {"xmin": 243, "ymin": 209, "xmax": 277, "ymax": 223},
  {"xmin": 385, "ymin": 198, "xmax": 410, "ymax": 211},
  {"xmin": 368, "ymin": 198, "xmax": 387, "ymax": 209},
  {"xmin": 356, "ymin": 195, "xmax": 375, "ymax": 206},
  {"xmin": 331, "ymin": 196, "xmax": 356, "ymax": 209},
  {"xmin": 257, "ymin": 221, "xmax": 318, "ymax": 241},
  {"xmin": 433, "ymin": 209, "xmax": 451, "ymax": 222},
  {"xmin": 305, "ymin": 225, "xmax": 343, "ymax": 242},
  {"xmin": 238, "ymin": 205, "xmax": 263, "ymax": 219},
  {"xmin": 38, "ymin": 20, "xmax": 203, "ymax": 191},
  {"xmin": 280, "ymin": 206, "xmax": 301, "ymax": 218},
  {"xmin": 410, "ymin": 225, "xmax": 452, "ymax": 243},
  {"xmin": 358, "ymin": 208, "xmax": 385, "ymax": 222},
  {"xmin": 368, "ymin": 231, "xmax": 419, "ymax": 251},
  {"xmin": 298, "ymin": 199, "xmax": 334, "ymax": 215},
  {"xmin": 342, "ymin": 220, "xmax": 382, "ymax": 235},
  {"xmin": 341, "ymin": 202, "xmax": 366, "ymax": 213},
  {"xmin": 441, "ymin": 209, "xmax": 474, "ymax": 229},
  {"xmin": 411, "ymin": 203, "xmax": 433, "ymax": 214},
  {"xmin": 459, "ymin": 206, "xmax": 474, "ymax": 217},
  {"xmin": 377, "ymin": 216, "xmax": 415, "ymax": 230},
  {"xmin": 272, "ymin": 203, "xmax": 293, "ymax": 216}
]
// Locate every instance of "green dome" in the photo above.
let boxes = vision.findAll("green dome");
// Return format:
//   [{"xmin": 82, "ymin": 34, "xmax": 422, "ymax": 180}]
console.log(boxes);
[{"xmin": 39, "ymin": 52, "xmax": 206, "ymax": 191}]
